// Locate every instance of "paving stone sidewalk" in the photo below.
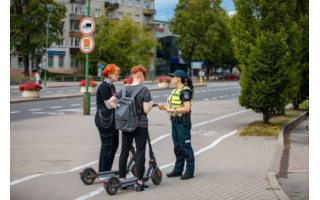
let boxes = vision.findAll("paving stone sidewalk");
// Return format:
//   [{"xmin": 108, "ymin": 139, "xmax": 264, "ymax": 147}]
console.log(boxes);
[{"xmin": 278, "ymin": 117, "xmax": 309, "ymax": 200}]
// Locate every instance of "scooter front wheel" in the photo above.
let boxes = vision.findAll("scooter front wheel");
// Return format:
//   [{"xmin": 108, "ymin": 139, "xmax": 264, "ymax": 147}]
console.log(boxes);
[
  {"xmin": 80, "ymin": 168, "xmax": 96, "ymax": 185},
  {"xmin": 106, "ymin": 177, "xmax": 119, "ymax": 195},
  {"xmin": 151, "ymin": 167, "xmax": 162, "ymax": 185}
]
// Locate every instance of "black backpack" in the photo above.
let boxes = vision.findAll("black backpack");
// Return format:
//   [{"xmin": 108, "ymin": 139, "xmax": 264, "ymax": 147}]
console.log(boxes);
[{"xmin": 115, "ymin": 85, "xmax": 143, "ymax": 132}]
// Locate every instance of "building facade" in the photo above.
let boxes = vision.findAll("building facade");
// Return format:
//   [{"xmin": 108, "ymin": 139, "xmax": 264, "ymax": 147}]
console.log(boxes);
[{"xmin": 10, "ymin": 0, "xmax": 156, "ymax": 77}]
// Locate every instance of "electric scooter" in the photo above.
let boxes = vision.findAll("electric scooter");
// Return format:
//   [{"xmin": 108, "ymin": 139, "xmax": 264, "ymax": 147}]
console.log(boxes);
[
  {"xmin": 79, "ymin": 146, "xmax": 137, "ymax": 185},
  {"xmin": 103, "ymin": 131, "xmax": 162, "ymax": 195}
]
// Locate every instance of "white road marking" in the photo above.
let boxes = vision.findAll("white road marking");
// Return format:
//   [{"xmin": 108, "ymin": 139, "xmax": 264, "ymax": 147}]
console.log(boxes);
[
  {"xmin": 70, "ymin": 104, "xmax": 81, "ymax": 107},
  {"xmin": 10, "ymin": 111, "xmax": 21, "ymax": 114},
  {"xmin": 29, "ymin": 108, "xmax": 43, "ymax": 112},
  {"xmin": 50, "ymin": 106, "xmax": 63, "ymax": 109}
]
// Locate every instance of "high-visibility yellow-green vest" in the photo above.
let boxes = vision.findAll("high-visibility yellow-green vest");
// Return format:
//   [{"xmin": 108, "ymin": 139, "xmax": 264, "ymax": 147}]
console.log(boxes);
[{"xmin": 167, "ymin": 86, "xmax": 193, "ymax": 117}]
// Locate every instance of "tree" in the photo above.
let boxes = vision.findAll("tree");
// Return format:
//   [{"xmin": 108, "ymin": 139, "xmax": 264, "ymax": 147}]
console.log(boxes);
[
  {"xmin": 10, "ymin": 0, "xmax": 66, "ymax": 76},
  {"xmin": 288, "ymin": 0, "xmax": 309, "ymax": 109},
  {"xmin": 171, "ymin": 0, "xmax": 236, "ymax": 68},
  {"xmin": 83, "ymin": 16, "xmax": 155, "ymax": 76},
  {"xmin": 230, "ymin": 0, "xmax": 303, "ymax": 123}
]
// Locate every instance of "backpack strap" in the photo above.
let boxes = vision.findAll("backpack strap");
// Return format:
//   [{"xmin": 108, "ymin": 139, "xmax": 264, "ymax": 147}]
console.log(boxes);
[
  {"xmin": 121, "ymin": 85, "xmax": 127, "ymax": 98},
  {"xmin": 131, "ymin": 85, "xmax": 144, "ymax": 98},
  {"xmin": 121, "ymin": 85, "xmax": 144, "ymax": 98}
]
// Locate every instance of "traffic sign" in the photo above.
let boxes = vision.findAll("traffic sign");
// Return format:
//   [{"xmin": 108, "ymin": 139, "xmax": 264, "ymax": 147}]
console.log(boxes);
[
  {"xmin": 79, "ymin": 36, "xmax": 95, "ymax": 54},
  {"xmin": 80, "ymin": 17, "xmax": 95, "ymax": 36}
]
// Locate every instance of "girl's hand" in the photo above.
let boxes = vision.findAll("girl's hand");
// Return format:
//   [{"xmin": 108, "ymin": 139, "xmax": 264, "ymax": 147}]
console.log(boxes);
[{"xmin": 158, "ymin": 104, "xmax": 167, "ymax": 111}]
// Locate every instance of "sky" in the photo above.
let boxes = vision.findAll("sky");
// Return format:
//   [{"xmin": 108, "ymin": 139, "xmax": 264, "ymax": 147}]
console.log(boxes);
[{"xmin": 154, "ymin": 0, "xmax": 236, "ymax": 21}]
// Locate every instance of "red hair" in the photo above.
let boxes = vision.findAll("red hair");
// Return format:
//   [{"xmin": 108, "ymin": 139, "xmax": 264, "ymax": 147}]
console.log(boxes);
[
  {"xmin": 102, "ymin": 64, "xmax": 121, "ymax": 78},
  {"xmin": 131, "ymin": 65, "xmax": 147, "ymax": 78}
]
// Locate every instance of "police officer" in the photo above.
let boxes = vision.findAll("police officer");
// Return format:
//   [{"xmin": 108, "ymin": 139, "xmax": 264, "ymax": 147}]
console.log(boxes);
[{"xmin": 158, "ymin": 69, "xmax": 195, "ymax": 180}]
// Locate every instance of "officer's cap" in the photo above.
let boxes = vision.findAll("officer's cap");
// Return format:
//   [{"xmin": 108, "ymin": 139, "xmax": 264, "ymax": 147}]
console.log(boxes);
[{"xmin": 168, "ymin": 70, "xmax": 188, "ymax": 79}]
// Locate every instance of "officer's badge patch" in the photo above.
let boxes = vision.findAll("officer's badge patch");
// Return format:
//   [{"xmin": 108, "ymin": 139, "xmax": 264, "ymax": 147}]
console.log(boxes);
[{"xmin": 184, "ymin": 93, "xmax": 190, "ymax": 100}]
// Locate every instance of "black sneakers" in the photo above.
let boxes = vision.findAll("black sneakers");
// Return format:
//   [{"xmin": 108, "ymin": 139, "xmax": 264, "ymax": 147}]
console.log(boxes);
[
  {"xmin": 166, "ymin": 171, "xmax": 182, "ymax": 178},
  {"xmin": 136, "ymin": 183, "xmax": 150, "ymax": 192},
  {"xmin": 180, "ymin": 174, "xmax": 194, "ymax": 180}
]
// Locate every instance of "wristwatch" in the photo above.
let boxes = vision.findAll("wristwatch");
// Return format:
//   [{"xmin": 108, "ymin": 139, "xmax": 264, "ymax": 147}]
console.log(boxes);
[{"xmin": 174, "ymin": 108, "xmax": 177, "ymax": 113}]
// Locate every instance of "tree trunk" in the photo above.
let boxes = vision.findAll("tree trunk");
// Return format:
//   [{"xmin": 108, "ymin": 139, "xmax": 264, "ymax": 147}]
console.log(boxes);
[
  {"xmin": 263, "ymin": 112, "xmax": 270, "ymax": 124},
  {"xmin": 23, "ymin": 54, "xmax": 30, "ymax": 77}
]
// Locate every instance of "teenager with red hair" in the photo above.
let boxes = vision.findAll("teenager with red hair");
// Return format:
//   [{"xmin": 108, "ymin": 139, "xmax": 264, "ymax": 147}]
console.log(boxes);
[
  {"xmin": 95, "ymin": 64, "xmax": 121, "ymax": 173},
  {"xmin": 108, "ymin": 65, "xmax": 154, "ymax": 192}
]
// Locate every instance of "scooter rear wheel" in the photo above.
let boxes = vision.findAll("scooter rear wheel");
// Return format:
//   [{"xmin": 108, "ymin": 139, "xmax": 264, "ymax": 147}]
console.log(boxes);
[
  {"xmin": 80, "ymin": 168, "xmax": 96, "ymax": 185},
  {"xmin": 151, "ymin": 167, "xmax": 162, "ymax": 185},
  {"xmin": 106, "ymin": 177, "xmax": 119, "ymax": 195}
]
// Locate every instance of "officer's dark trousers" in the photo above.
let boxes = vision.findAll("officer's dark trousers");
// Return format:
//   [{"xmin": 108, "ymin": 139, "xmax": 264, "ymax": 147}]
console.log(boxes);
[
  {"xmin": 171, "ymin": 120, "xmax": 195, "ymax": 175},
  {"xmin": 119, "ymin": 127, "xmax": 148, "ymax": 180},
  {"xmin": 95, "ymin": 110, "xmax": 119, "ymax": 172}
]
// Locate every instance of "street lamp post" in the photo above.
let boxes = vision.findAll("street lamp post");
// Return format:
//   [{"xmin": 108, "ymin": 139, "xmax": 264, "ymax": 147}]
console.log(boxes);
[{"xmin": 44, "ymin": 5, "xmax": 56, "ymax": 86}]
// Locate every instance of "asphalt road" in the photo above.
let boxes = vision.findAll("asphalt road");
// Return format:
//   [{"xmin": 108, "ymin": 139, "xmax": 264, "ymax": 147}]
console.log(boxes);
[{"xmin": 10, "ymin": 82, "xmax": 241, "ymax": 122}]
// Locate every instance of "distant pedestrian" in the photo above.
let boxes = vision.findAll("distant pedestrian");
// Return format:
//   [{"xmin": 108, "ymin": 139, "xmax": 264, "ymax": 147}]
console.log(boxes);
[
  {"xmin": 108, "ymin": 65, "xmax": 154, "ymax": 192},
  {"xmin": 157, "ymin": 69, "xmax": 195, "ymax": 180},
  {"xmin": 34, "ymin": 72, "xmax": 41, "ymax": 84},
  {"xmin": 95, "ymin": 64, "xmax": 121, "ymax": 173}
]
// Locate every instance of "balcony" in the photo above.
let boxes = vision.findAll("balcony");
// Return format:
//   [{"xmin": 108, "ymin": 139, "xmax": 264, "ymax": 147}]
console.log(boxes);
[
  {"xmin": 143, "ymin": 8, "xmax": 156, "ymax": 15},
  {"xmin": 70, "ymin": 48, "xmax": 80, "ymax": 56},
  {"xmin": 69, "ymin": 14, "xmax": 86, "ymax": 21},
  {"xmin": 70, "ymin": 0, "xmax": 86, "ymax": 4},
  {"xmin": 69, "ymin": 31, "xmax": 82, "ymax": 38},
  {"xmin": 105, "ymin": 2, "xmax": 120, "ymax": 10},
  {"xmin": 104, "ymin": 18, "xmax": 120, "ymax": 25},
  {"xmin": 143, "ymin": 23, "xmax": 156, "ymax": 30}
]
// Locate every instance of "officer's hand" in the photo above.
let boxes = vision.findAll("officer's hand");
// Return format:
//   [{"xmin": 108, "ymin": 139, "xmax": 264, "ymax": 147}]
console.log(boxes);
[{"xmin": 158, "ymin": 104, "xmax": 164, "ymax": 110}]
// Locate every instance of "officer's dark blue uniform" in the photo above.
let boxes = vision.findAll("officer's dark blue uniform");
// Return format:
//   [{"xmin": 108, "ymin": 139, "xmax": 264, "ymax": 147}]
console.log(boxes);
[{"xmin": 169, "ymin": 87, "xmax": 195, "ymax": 178}]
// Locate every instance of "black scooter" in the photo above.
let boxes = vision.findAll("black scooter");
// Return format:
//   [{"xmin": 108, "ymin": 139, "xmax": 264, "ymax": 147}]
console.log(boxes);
[
  {"xmin": 103, "ymin": 132, "xmax": 162, "ymax": 195},
  {"xmin": 79, "ymin": 146, "xmax": 137, "ymax": 185}
]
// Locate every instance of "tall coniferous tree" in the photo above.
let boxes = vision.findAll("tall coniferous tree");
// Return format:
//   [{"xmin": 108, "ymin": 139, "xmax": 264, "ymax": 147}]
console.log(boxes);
[{"xmin": 230, "ymin": 0, "xmax": 303, "ymax": 123}]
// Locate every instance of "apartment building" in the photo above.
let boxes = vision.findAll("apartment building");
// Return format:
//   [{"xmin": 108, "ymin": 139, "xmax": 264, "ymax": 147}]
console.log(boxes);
[{"xmin": 10, "ymin": 0, "xmax": 156, "ymax": 77}]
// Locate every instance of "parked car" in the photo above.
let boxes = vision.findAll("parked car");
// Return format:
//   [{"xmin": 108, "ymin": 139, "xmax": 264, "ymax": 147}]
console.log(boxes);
[{"xmin": 219, "ymin": 73, "xmax": 240, "ymax": 80}]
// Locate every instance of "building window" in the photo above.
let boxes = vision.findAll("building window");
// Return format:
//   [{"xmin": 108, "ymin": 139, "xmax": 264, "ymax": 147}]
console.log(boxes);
[
  {"xmin": 71, "ymin": 56, "xmax": 79, "ymax": 69},
  {"xmin": 70, "ymin": 3, "xmax": 86, "ymax": 15},
  {"xmin": 119, "ymin": 0, "xmax": 124, "ymax": 5},
  {"xmin": 70, "ymin": 21, "xmax": 80, "ymax": 31},
  {"xmin": 61, "ymin": 21, "xmax": 65, "ymax": 30},
  {"xmin": 48, "ymin": 56, "xmax": 54, "ymax": 68},
  {"xmin": 127, "ymin": 0, "xmax": 132, "ymax": 6},
  {"xmin": 135, "ymin": 14, "xmax": 140, "ymax": 22},
  {"xmin": 70, "ymin": 37, "xmax": 80, "ymax": 47},
  {"xmin": 59, "ymin": 39, "xmax": 65, "ymax": 47},
  {"xmin": 144, "ymin": 1, "xmax": 151, "ymax": 9},
  {"xmin": 95, "ymin": 9, "xmax": 101, "ymax": 17},
  {"xmin": 144, "ymin": 15, "xmax": 151, "ymax": 23},
  {"xmin": 135, "ymin": 0, "xmax": 140, "ymax": 7},
  {"xmin": 59, "ymin": 56, "xmax": 64, "ymax": 68},
  {"xmin": 118, "ymin": 12, "xmax": 123, "ymax": 20},
  {"xmin": 18, "ymin": 56, "xmax": 24, "ymax": 68},
  {"xmin": 106, "ymin": 11, "xmax": 114, "ymax": 19}
]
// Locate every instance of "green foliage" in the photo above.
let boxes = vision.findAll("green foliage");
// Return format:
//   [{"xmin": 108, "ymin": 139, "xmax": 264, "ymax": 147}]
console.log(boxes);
[
  {"xmin": 85, "ymin": 16, "xmax": 156, "ymax": 76},
  {"xmin": 10, "ymin": 0, "xmax": 67, "ymax": 76},
  {"xmin": 230, "ymin": 0, "xmax": 306, "ymax": 123},
  {"xmin": 171, "ymin": 0, "xmax": 236, "ymax": 66}
]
